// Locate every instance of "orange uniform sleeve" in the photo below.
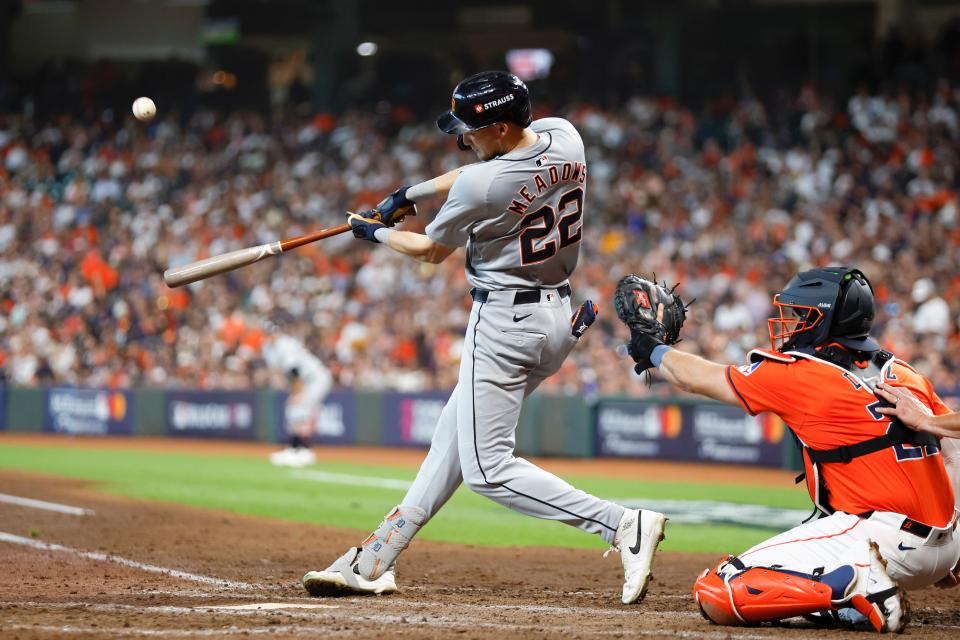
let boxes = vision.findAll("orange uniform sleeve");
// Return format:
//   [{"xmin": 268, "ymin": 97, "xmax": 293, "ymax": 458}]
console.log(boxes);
[
  {"xmin": 890, "ymin": 362, "xmax": 952, "ymax": 417},
  {"xmin": 925, "ymin": 383, "xmax": 952, "ymax": 417},
  {"xmin": 724, "ymin": 359, "xmax": 799, "ymax": 418}
]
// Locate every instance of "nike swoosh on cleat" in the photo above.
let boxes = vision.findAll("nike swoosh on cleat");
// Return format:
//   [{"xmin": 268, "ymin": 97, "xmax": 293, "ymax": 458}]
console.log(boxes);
[
  {"xmin": 628, "ymin": 513, "xmax": 643, "ymax": 554},
  {"xmin": 513, "ymin": 313, "xmax": 532, "ymax": 322},
  {"xmin": 897, "ymin": 542, "xmax": 916, "ymax": 551}
]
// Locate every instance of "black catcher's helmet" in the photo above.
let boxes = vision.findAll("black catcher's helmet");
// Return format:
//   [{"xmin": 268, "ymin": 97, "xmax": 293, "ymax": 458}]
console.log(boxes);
[
  {"xmin": 437, "ymin": 71, "xmax": 532, "ymax": 148},
  {"xmin": 768, "ymin": 267, "xmax": 880, "ymax": 353}
]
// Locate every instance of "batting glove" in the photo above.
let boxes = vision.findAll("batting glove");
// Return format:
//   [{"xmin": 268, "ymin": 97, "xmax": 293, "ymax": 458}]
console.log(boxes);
[
  {"xmin": 375, "ymin": 186, "xmax": 414, "ymax": 227},
  {"xmin": 348, "ymin": 211, "xmax": 385, "ymax": 243},
  {"xmin": 571, "ymin": 300, "xmax": 599, "ymax": 338}
]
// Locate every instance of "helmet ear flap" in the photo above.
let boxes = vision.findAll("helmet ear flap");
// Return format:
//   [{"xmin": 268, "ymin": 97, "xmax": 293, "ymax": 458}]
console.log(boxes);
[{"xmin": 830, "ymin": 269, "xmax": 876, "ymax": 347}]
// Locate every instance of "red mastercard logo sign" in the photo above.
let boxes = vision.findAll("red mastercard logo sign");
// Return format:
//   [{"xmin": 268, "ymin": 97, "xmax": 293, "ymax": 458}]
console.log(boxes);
[
  {"xmin": 660, "ymin": 405, "xmax": 682, "ymax": 438},
  {"xmin": 109, "ymin": 393, "xmax": 127, "ymax": 421}
]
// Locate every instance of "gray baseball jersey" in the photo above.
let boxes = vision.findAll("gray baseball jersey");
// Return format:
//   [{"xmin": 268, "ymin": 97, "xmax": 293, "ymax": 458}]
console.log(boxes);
[{"xmin": 425, "ymin": 118, "xmax": 586, "ymax": 290}]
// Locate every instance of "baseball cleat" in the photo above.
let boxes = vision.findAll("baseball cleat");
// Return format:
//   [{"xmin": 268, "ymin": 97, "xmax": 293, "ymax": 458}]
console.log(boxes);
[
  {"xmin": 295, "ymin": 448, "xmax": 317, "ymax": 466},
  {"xmin": 269, "ymin": 447, "xmax": 316, "ymax": 468},
  {"xmin": 302, "ymin": 547, "xmax": 397, "ymax": 597},
  {"xmin": 846, "ymin": 541, "xmax": 909, "ymax": 633},
  {"xmin": 611, "ymin": 508, "xmax": 667, "ymax": 604}
]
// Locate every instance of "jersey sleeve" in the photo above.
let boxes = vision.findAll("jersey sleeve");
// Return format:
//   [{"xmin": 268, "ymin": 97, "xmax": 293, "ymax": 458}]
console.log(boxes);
[
  {"xmin": 929, "ymin": 388, "xmax": 952, "ymax": 417},
  {"xmin": 724, "ymin": 359, "xmax": 797, "ymax": 416},
  {"xmin": 893, "ymin": 362, "xmax": 953, "ymax": 416},
  {"xmin": 530, "ymin": 117, "xmax": 576, "ymax": 135},
  {"xmin": 425, "ymin": 167, "xmax": 491, "ymax": 248}
]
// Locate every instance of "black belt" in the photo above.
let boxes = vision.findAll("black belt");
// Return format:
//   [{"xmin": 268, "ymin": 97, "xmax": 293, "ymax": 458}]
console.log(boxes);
[
  {"xmin": 857, "ymin": 510, "xmax": 958, "ymax": 539},
  {"xmin": 471, "ymin": 284, "xmax": 571, "ymax": 305}
]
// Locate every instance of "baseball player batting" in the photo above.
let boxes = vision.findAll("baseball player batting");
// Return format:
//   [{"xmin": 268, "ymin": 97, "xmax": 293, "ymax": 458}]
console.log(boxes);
[
  {"xmin": 302, "ymin": 71, "xmax": 667, "ymax": 604},
  {"xmin": 614, "ymin": 268, "xmax": 960, "ymax": 632}
]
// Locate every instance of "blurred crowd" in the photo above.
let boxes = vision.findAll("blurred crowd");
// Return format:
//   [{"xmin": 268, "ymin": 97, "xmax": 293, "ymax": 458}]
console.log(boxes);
[{"xmin": 1, "ymin": 80, "xmax": 959, "ymax": 397}]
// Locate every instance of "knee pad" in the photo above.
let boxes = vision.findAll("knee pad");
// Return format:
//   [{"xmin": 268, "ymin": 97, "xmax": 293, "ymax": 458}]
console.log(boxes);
[
  {"xmin": 693, "ymin": 556, "xmax": 854, "ymax": 626},
  {"xmin": 356, "ymin": 505, "xmax": 427, "ymax": 580}
]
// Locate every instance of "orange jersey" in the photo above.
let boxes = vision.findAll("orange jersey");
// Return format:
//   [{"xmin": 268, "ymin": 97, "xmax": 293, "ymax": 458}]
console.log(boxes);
[{"xmin": 725, "ymin": 351, "xmax": 955, "ymax": 527}]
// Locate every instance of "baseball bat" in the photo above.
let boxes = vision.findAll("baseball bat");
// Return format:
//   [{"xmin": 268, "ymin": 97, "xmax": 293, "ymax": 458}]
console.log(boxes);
[{"xmin": 163, "ymin": 223, "xmax": 351, "ymax": 288}]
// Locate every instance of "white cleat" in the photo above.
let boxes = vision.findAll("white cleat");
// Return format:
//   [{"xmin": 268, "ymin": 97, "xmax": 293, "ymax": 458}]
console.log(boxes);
[
  {"xmin": 847, "ymin": 541, "xmax": 909, "ymax": 633},
  {"xmin": 302, "ymin": 547, "xmax": 397, "ymax": 597},
  {"xmin": 612, "ymin": 509, "xmax": 667, "ymax": 604},
  {"xmin": 269, "ymin": 448, "xmax": 315, "ymax": 468},
  {"xmin": 604, "ymin": 509, "xmax": 667, "ymax": 604},
  {"xmin": 269, "ymin": 448, "xmax": 298, "ymax": 467},
  {"xmin": 295, "ymin": 448, "xmax": 316, "ymax": 466}
]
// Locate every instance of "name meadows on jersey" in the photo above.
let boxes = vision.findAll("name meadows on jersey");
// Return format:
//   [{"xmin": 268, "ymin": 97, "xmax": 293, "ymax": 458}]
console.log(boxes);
[{"xmin": 507, "ymin": 160, "xmax": 587, "ymax": 215}]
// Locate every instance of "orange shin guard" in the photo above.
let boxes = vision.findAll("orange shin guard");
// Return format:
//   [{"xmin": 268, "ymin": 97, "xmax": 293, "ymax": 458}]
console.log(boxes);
[{"xmin": 694, "ymin": 561, "xmax": 839, "ymax": 626}]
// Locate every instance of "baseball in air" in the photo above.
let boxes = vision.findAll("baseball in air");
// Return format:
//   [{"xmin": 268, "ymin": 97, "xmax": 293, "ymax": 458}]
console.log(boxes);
[{"xmin": 132, "ymin": 97, "xmax": 156, "ymax": 121}]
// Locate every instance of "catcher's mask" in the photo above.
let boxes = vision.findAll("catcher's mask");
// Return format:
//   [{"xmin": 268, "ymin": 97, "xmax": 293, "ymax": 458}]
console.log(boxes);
[{"xmin": 768, "ymin": 267, "xmax": 880, "ymax": 353}]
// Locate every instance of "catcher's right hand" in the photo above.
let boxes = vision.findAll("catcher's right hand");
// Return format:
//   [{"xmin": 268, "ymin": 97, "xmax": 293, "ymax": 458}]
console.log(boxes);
[{"xmin": 613, "ymin": 274, "xmax": 689, "ymax": 372}]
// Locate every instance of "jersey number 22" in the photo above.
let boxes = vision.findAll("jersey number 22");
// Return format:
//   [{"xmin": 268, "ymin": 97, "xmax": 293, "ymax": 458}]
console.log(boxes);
[{"xmin": 518, "ymin": 188, "xmax": 584, "ymax": 264}]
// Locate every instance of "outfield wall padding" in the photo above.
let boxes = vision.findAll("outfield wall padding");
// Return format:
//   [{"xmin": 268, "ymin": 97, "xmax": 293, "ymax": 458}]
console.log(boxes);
[
  {"xmin": 133, "ymin": 388, "xmax": 167, "ymax": 437},
  {"xmin": 2, "ymin": 385, "xmax": 821, "ymax": 469},
  {"xmin": 5, "ymin": 387, "xmax": 44, "ymax": 432}
]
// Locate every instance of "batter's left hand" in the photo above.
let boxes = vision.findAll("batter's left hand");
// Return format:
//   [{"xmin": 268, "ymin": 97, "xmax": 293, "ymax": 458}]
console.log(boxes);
[
  {"xmin": 348, "ymin": 211, "xmax": 385, "ymax": 243},
  {"xmin": 571, "ymin": 300, "xmax": 598, "ymax": 338},
  {"xmin": 375, "ymin": 187, "xmax": 415, "ymax": 227}
]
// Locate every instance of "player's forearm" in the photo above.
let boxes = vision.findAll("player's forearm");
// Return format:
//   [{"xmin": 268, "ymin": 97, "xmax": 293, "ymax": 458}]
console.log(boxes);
[
  {"xmin": 925, "ymin": 413, "xmax": 960, "ymax": 438},
  {"xmin": 658, "ymin": 349, "xmax": 739, "ymax": 405},
  {"xmin": 382, "ymin": 229, "xmax": 455, "ymax": 264},
  {"xmin": 406, "ymin": 168, "xmax": 465, "ymax": 202}
]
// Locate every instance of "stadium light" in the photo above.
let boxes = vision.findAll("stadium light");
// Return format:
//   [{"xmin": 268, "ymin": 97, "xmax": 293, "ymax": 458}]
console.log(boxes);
[
  {"xmin": 506, "ymin": 48, "xmax": 554, "ymax": 81},
  {"xmin": 356, "ymin": 42, "xmax": 378, "ymax": 57}
]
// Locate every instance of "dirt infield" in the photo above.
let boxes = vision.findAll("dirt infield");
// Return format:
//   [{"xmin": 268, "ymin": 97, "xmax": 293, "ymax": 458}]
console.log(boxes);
[{"xmin": 1, "ymin": 447, "xmax": 958, "ymax": 638}]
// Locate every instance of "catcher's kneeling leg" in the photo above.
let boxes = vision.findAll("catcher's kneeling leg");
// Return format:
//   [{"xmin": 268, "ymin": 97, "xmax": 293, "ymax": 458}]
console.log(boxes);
[
  {"xmin": 356, "ymin": 505, "xmax": 427, "ymax": 580},
  {"xmin": 693, "ymin": 556, "xmax": 862, "ymax": 626}
]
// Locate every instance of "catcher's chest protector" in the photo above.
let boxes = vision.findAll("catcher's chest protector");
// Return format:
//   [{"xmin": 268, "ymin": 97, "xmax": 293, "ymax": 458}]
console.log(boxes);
[{"xmin": 746, "ymin": 348, "xmax": 941, "ymax": 516}]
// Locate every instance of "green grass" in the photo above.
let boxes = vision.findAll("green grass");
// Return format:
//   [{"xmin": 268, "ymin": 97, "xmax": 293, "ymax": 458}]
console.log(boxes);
[{"xmin": 0, "ymin": 443, "xmax": 810, "ymax": 553}]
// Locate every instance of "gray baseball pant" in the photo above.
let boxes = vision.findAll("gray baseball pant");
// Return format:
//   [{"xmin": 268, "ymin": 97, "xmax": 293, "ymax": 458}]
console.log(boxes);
[{"xmin": 401, "ymin": 289, "xmax": 624, "ymax": 544}]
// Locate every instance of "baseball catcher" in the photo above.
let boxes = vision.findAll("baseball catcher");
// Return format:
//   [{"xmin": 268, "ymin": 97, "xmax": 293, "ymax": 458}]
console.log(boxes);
[{"xmin": 614, "ymin": 267, "xmax": 959, "ymax": 633}]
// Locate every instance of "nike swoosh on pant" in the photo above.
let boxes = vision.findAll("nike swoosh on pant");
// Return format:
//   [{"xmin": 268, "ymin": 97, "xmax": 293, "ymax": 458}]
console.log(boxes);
[
  {"xmin": 897, "ymin": 542, "xmax": 916, "ymax": 551},
  {"xmin": 628, "ymin": 513, "xmax": 643, "ymax": 554},
  {"xmin": 513, "ymin": 313, "xmax": 532, "ymax": 322}
]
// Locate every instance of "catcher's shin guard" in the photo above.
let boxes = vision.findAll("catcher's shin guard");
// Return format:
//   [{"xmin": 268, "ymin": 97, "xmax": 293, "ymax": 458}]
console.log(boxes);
[
  {"xmin": 693, "ymin": 556, "xmax": 856, "ymax": 626},
  {"xmin": 356, "ymin": 505, "xmax": 427, "ymax": 580}
]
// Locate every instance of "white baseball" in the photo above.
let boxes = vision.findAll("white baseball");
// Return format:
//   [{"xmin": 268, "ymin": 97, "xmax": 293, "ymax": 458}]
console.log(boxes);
[{"xmin": 132, "ymin": 97, "xmax": 156, "ymax": 121}]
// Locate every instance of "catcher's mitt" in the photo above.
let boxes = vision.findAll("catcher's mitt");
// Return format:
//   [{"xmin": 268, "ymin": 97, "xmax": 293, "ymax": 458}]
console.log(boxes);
[{"xmin": 613, "ymin": 274, "xmax": 688, "ymax": 345}]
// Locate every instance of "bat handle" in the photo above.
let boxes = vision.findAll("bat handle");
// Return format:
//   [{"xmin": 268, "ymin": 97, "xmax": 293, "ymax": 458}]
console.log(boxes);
[{"xmin": 279, "ymin": 223, "xmax": 352, "ymax": 252}]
